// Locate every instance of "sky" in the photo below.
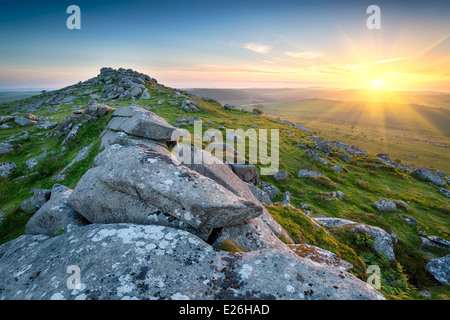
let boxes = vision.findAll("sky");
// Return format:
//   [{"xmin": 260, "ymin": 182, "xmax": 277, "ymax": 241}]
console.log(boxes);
[{"xmin": 0, "ymin": 0, "xmax": 449, "ymax": 91}]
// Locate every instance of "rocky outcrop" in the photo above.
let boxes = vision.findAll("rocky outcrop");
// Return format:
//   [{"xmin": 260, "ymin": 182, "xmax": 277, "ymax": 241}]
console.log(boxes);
[
  {"xmin": 0, "ymin": 99, "xmax": 386, "ymax": 300},
  {"xmin": 313, "ymin": 217, "xmax": 395, "ymax": 260},
  {"xmin": 0, "ymin": 224, "xmax": 384, "ymax": 300},
  {"xmin": 69, "ymin": 144, "xmax": 263, "ymax": 232}
]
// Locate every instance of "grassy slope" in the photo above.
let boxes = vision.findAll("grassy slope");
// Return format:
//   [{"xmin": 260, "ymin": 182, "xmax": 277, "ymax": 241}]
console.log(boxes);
[
  {"xmin": 0, "ymin": 81, "xmax": 449, "ymax": 300},
  {"xmin": 242, "ymin": 99, "xmax": 450, "ymax": 172}
]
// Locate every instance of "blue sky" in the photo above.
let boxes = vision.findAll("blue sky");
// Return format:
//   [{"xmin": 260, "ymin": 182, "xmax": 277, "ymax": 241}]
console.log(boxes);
[{"xmin": 0, "ymin": 0, "xmax": 449, "ymax": 90}]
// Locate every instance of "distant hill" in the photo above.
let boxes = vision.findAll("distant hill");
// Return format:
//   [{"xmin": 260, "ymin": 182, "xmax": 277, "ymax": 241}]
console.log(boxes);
[
  {"xmin": 187, "ymin": 88, "xmax": 450, "ymax": 110},
  {"xmin": 0, "ymin": 91, "xmax": 41, "ymax": 104}
]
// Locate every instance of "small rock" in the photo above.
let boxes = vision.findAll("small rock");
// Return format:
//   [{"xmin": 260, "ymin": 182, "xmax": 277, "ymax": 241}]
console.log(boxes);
[
  {"xmin": 282, "ymin": 191, "xmax": 291, "ymax": 205},
  {"xmin": 0, "ymin": 143, "xmax": 13, "ymax": 154},
  {"xmin": 261, "ymin": 182, "xmax": 279, "ymax": 199},
  {"xmin": 0, "ymin": 162, "xmax": 17, "ymax": 177},
  {"xmin": 439, "ymin": 188, "xmax": 450, "ymax": 198},
  {"xmin": 298, "ymin": 169, "xmax": 323, "ymax": 178},
  {"xmin": 273, "ymin": 170, "xmax": 288, "ymax": 181},
  {"xmin": 372, "ymin": 199, "xmax": 397, "ymax": 212}
]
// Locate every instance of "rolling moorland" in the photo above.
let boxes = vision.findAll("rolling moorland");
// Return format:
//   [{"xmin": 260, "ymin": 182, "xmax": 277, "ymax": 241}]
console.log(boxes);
[
  {"xmin": 188, "ymin": 88, "xmax": 450, "ymax": 172},
  {"xmin": 0, "ymin": 68, "xmax": 448, "ymax": 300}
]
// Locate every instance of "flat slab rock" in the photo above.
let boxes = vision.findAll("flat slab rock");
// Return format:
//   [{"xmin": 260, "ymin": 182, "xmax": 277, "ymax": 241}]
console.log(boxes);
[
  {"xmin": 0, "ymin": 224, "xmax": 384, "ymax": 300},
  {"xmin": 108, "ymin": 105, "xmax": 181, "ymax": 142}
]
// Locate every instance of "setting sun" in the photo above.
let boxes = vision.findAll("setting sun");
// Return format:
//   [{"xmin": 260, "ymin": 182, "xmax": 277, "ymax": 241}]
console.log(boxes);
[{"xmin": 371, "ymin": 79, "xmax": 385, "ymax": 87}]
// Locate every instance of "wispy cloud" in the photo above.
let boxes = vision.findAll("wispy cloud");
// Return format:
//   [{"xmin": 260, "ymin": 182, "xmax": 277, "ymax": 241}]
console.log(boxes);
[
  {"xmin": 242, "ymin": 43, "xmax": 272, "ymax": 54},
  {"xmin": 285, "ymin": 51, "xmax": 323, "ymax": 59}
]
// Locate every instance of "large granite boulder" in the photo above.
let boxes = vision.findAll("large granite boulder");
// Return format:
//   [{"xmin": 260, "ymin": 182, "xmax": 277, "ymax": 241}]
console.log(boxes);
[
  {"xmin": 69, "ymin": 144, "xmax": 263, "ymax": 230},
  {"xmin": 0, "ymin": 223, "xmax": 384, "ymax": 300}
]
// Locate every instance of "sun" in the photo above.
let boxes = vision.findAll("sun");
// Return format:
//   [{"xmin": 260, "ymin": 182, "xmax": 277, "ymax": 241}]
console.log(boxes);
[{"xmin": 371, "ymin": 79, "xmax": 385, "ymax": 87}]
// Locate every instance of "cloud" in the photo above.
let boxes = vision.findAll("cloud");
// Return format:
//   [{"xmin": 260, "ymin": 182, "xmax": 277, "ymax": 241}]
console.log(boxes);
[
  {"xmin": 285, "ymin": 51, "xmax": 323, "ymax": 59},
  {"xmin": 242, "ymin": 43, "xmax": 272, "ymax": 54}
]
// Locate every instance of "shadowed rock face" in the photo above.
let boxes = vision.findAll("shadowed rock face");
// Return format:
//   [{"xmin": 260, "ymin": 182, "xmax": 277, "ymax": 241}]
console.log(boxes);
[
  {"xmin": 25, "ymin": 184, "xmax": 88, "ymax": 236},
  {"xmin": 0, "ymin": 224, "xmax": 384, "ymax": 300}
]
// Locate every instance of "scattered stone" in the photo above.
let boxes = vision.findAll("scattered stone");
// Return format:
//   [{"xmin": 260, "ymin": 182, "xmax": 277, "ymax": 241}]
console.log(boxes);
[
  {"xmin": 314, "ymin": 217, "xmax": 395, "ymax": 260},
  {"xmin": 298, "ymin": 169, "xmax": 324, "ymax": 178},
  {"xmin": 426, "ymin": 255, "xmax": 450, "ymax": 285},
  {"xmin": 273, "ymin": 170, "xmax": 288, "ymax": 181},
  {"xmin": 421, "ymin": 236, "xmax": 450, "ymax": 251},
  {"xmin": 411, "ymin": 168, "xmax": 446, "ymax": 186},
  {"xmin": 24, "ymin": 151, "xmax": 56, "ymax": 170},
  {"xmin": 130, "ymin": 87, "xmax": 142, "ymax": 97},
  {"xmin": 329, "ymin": 141, "xmax": 366, "ymax": 156},
  {"xmin": 140, "ymin": 91, "xmax": 151, "ymax": 100},
  {"xmin": 336, "ymin": 191, "xmax": 345, "ymax": 198},
  {"xmin": 282, "ymin": 191, "xmax": 291, "ymax": 205},
  {"xmin": 224, "ymin": 104, "xmax": 237, "ymax": 110},
  {"xmin": 261, "ymin": 182, "xmax": 279, "ymax": 199},
  {"xmin": 331, "ymin": 164, "xmax": 344, "ymax": 172},
  {"xmin": 419, "ymin": 290, "xmax": 432, "ymax": 298},
  {"xmin": 402, "ymin": 217, "xmax": 417, "ymax": 226},
  {"xmin": 0, "ymin": 162, "xmax": 17, "ymax": 177},
  {"xmin": 293, "ymin": 123, "xmax": 315, "ymax": 134},
  {"xmin": 316, "ymin": 141, "xmax": 332, "ymax": 153},
  {"xmin": 372, "ymin": 199, "xmax": 397, "ymax": 212},
  {"xmin": 0, "ymin": 143, "xmax": 13, "ymax": 154},
  {"xmin": 34, "ymin": 121, "xmax": 58, "ymax": 130},
  {"xmin": 62, "ymin": 123, "xmax": 83, "ymax": 144},
  {"xmin": 14, "ymin": 117, "xmax": 34, "ymax": 127},
  {"xmin": 439, "ymin": 188, "xmax": 450, "ymax": 198}
]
